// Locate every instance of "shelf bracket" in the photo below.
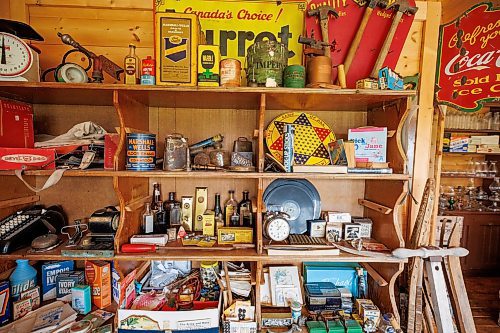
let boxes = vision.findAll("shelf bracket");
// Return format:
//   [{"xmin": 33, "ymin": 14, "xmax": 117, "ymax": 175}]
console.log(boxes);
[
  {"xmin": 360, "ymin": 263, "xmax": 388, "ymax": 287},
  {"xmin": 358, "ymin": 199, "xmax": 393, "ymax": 214},
  {"xmin": 125, "ymin": 195, "xmax": 152, "ymax": 212}
]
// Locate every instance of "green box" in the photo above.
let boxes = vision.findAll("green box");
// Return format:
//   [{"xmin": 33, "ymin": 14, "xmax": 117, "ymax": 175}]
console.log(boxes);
[
  {"xmin": 327, "ymin": 319, "xmax": 345, "ymax": 333},
  {"xmin": 345, "ymin": 319, "xmax": 363, "ymax": 333},
  {"xmin": 306, "ymin": 321, "xmax": 327, "ymax": 333}
]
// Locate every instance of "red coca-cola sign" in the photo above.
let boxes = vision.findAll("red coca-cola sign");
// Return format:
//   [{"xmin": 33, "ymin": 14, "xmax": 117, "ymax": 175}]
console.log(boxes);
[{"xmin": 436, "ymin": 3, "xmax": 500, "ymax": 112}]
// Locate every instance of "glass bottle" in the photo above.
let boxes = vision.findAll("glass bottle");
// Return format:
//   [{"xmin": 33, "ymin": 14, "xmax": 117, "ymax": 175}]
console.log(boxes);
[
  {"xmin": 488, "ymin": 177, "xmax": 500, "ymax": 212},
  {"xmin": 124, "ymin": 44, "xmax": 140, "ymax": 84},
  {"xmin": 151, "ymin": 183, "xmax": 162, "ymax": 211},
  {"xmin": 154, "ymin": 201, "xmax": 167, "ymax": 233},
  {"xmin": 170, "ymin": 202, "xmax": 182, "ymax": 226},
  {"xmin": 230, "ymin": 209, "xmax": 240, "ymax": 227},
  {"xmin": 224, "ymin": 190, "xmax": 238, "ymax": 226},
  {"xmin": 214, "ymin": 193, "xmax": 224, "ymax": 230},
  {"xmin": 238, "ymin": 190, "xmax": 253, "ymax": 227},
  {"xmin": 142, "ymin": 203, "xmax": 154, "ymax": 234},
  {"xmin": 163, "ymin": 192, "xmax": 180, "ymax": 227},
  {"xmin": 489, "ymin": 161, "xmax": 498, "ymax": 178}
]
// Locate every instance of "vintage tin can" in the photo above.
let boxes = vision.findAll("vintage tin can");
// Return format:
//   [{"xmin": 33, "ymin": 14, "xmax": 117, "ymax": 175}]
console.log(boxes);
[
  {"xmin": 126, "ymin": 133, "xmax": 156, "ymax": 171},
  {"xmin": 198, "ymin": 45, "xmax": 220, "ymax": 86},
  {"xmin": 141, "ymin": 56, "xmax": 155, "ymax": 76},
  {"xmin": 283, "ymin": 124, "xmax": 295, "ymax": 172},
  {"xmin": 246, "ymin": 40, "xmax": 288, "ymax": 87},
  {"xmin": 163, "ymin": 133, "xmax": 188, "ymax": 171},
  {"xmin": 284, "ymin": 65, "xmax": 305, "ymax": 88},
  {"xmin": 155, "ymin": 12, "xmax": 201, "ymax": 86},
  {"xmin": 220, "ymin": 58, "xmax": 241, "ymax": 87}
]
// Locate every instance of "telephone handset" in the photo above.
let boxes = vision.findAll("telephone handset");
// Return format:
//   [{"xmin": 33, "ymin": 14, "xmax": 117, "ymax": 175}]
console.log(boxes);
[{"xmin": 0, "ymin": 205, "xmax": 67, "ymax": 253}]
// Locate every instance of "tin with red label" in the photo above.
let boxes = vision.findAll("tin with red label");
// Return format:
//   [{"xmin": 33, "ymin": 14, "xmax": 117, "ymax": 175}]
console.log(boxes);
[{"xmin": 141, "ymin": 56, "xmax": 155, "ymax": 76}]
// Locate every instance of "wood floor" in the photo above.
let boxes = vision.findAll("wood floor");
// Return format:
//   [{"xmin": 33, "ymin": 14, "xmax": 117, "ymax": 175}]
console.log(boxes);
[{"xmin": 465, "ymin": 276, "xmax": 500, "ymax": 332}]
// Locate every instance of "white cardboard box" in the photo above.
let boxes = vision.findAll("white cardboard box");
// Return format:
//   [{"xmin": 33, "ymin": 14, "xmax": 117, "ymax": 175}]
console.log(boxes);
[
  {"xmin": 348, "ymin": 127, "xmax": 387, "ymax": 163},
  {"xmin": 117, "ymin": 295, "xmax": 221, "ymax": 331}
]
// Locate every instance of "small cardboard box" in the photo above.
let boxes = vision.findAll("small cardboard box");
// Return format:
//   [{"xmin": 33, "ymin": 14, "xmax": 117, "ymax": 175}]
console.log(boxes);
[
  {"xmin": 202, "ymin": 211, "xmax": 215, "ymax": 236},
  {"xmin": 56, "ymin": 271, "xmax": 84, "ymax": 299},
  {"xmin": 85, "ymin": 261, "xmax": 111, "ymax": 309},
  {"xmin": 326, "ymin": 222, "xmax": 343, "ymax": 242},
  {"xmin": 325, "ymin": 211, "xmax": 351, "ymax": 223},
  {"xmin": 0, "ymin": 98, "xmax": 34, "ymax": 148},
  {"xmin": 348, "ymin": 127, "xmax": 387, "ymax": 163},
  {"xmin": 0, "ymin": 147, "xmax": 56, "ymax": 170},
  {"xmin": 198, "ymin": 45, "xmax": 220, "ymax": 86},
  {"xmin": 104, "ymin": 133, "xmax": 120, "ymax": 170},
  {"xmin": 72, "ymin": 284, "xmax": 91, "ymax": 315},
  {"xmin": 218, "ymin": 227, "xmax": 253, "ymax": 244},
  {"xmin": 41, "ymin": 260, "xmax": 74, "ymax": 301},
  {"xmin": 307, "ymin": 219, "xmax": 326, "ymax": 238},
  {"xmin": 155, "ymin": 12, "xmax": 201, "ymax": 86}
]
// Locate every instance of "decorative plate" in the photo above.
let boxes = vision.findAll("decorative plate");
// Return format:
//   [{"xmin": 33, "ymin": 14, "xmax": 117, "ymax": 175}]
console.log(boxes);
[{"xmin": 265, "ymin": 112, "xmax": 336, "ymax": 166}]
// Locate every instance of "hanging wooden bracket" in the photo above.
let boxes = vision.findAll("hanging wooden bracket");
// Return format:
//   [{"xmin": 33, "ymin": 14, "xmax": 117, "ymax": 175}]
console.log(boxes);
[
  {"xmin": 358, "ymin": 199, "xmax": 392, "ymax": 214},
  {"xmin": 360, "ymin": 263, "xmax": 388, "ymax": 287}
]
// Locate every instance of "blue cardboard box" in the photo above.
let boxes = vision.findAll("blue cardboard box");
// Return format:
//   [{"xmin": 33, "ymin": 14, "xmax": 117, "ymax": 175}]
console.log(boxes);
[
  {"xmin": 0, "ymin": 281, "xmax": 10, "ymax": 326},
  {"xmin": 303, "ymin": 263, "xmax": 368, "ymax": 298},
  {"xmin": 42, "ymin": 260, "xmax": 74, "ymax": 301}
]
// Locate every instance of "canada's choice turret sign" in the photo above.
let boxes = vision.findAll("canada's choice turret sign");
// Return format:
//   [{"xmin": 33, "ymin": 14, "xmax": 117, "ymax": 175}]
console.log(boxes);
[
  {"xmin": 436, "ymin": 2, "xmax": 500, "ymax": 112},
  {"xmin": 155, "ymin": 0, "xmax": 306, "ymax": 66}
]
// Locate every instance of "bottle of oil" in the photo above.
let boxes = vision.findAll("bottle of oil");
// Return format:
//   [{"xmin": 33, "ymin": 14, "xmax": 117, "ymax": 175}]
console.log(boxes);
[
  {"xmin": 125, "ymin": 44, "xmax": 140, "ymax": 84},
  {"xmin": 224, "ymin": 190, "xmax": 238, "ymax": 226}
]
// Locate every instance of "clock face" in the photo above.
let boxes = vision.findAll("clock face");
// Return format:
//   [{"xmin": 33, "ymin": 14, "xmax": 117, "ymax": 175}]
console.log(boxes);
[
  {"xmin": 266, "ymin": 217, "xmax": 290, "ymax": 242},
  {"xmin": 0, "ymin": 32, "xmax": 32, "ymax": 77}
]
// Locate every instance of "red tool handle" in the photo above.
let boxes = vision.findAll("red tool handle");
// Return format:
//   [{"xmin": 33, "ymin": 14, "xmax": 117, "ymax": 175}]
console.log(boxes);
[{"xmin": 121, "ymin": 244, "xmax": 157, "ymax": 253}]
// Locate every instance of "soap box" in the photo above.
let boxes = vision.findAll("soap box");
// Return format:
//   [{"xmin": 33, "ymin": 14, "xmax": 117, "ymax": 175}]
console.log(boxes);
[
  {"xmin": 0, "ymin": 281, "xmax": 10, "ymax": 326},
  {"xmin": 56, "ymin": 271, "xmax": 84, "ymax": 299},
  {"xmin": 85, "ymin": 261, "xmax": 111, "ymax": 309},
  {"xmin": 72, "ymin": 284, "xmax": 91, "ymax": 315},
  {"xmin": 42, "ymin": 260, "xmax": 74, "ymax": 301},
  {"xmin": 348, "ymin": 127, "xmax": 387, "ymax": 163},
  {"xmin": 307, "ymin": 219, "xmax": 326, "ymax": 238}
]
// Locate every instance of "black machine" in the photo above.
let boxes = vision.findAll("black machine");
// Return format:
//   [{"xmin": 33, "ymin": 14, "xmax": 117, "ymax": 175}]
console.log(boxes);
[{"xmin": 0, "ymin": 205, "xmax": 66, "ymax": 254}]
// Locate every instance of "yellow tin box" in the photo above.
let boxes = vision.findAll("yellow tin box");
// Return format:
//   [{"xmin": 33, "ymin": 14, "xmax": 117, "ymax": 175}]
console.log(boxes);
[
  {"xmin": 155, "ymin": 12, "xmax": 200, "ymax": 86},
  {"xmin": 198, "ymin": 45, "xmax": 220, "ymax": 87}
]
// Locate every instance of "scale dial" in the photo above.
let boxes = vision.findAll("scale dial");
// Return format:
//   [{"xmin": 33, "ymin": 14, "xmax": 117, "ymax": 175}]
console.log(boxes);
[
  {"xmin": 0, "ymin": 32, "xmax": 32, "ymax": 77},
  {"xmin": 264, "ymin": 212, "xmax": 290, "ymax": 242}
]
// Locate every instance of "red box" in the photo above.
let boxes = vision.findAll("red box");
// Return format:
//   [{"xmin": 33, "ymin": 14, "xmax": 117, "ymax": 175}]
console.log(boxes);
[
  {"xmin": 0, "ymin": 98, "xmax": 34, "ymax": 148},
  {"xmin": 0, "ymin": 148, "xmax": 56, "ymax": 170},
  {"xmin": 104, "ymin": 133, "xmax": 120, "ymax": 170}
]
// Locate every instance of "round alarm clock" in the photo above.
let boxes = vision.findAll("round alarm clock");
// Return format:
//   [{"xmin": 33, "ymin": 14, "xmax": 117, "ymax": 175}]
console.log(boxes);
[
  {"xmin": 0, "ymin": 32, "xmax": 33, "ymax": 79},
  {"xmin": 263, "ymin": 211, "xmax": 291, "ymax": 242}
]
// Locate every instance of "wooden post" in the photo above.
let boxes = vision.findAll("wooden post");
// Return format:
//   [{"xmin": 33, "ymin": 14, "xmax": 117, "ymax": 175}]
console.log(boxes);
[{"xmin": 410, "ymin": 1, "xmax": 441, "ymax": 233}]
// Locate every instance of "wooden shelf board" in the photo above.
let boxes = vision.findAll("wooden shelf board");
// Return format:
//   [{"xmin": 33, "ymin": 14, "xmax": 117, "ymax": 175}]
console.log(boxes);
[
  {"xmin": 441, "ymin": 174, "xmax": 495, "ymax": 179},
  {"xmin": 0, "ymin": 169, "xmax": 411, "ymax": 180},
  {"xmin": 0, "ymin": 82, "xmax": 415, "ymax": 111},
  {"xmin": 260, "ymin": 251, "xmax": 406, "ymax": 263},
  {"xmin": 444, "ymin": 128, "xmax": 500, "ymax": 134},
  {"xmin": 443, "ymin": 152, "xmax": 500, "ymax": 156},
  {"xmin": 262, "ymin": 172, "xmax": 411, "ymax": 180},
  {"xmin": 442, "ymin": 210, "xmax": 500, "ymax": 216},
  {"xmin": 115, "ymin": 247, "xmax": 260, "ymax": 261}
]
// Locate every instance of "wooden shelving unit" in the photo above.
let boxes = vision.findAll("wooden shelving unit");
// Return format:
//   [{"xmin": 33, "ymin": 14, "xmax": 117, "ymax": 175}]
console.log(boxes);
[
  {"xmin": 444, "ymin": 128, "xmax": 500, "ymax": 134},
  {"xmin": 0, "ymin": 82, "xmax": 414, "ymax": 321}
]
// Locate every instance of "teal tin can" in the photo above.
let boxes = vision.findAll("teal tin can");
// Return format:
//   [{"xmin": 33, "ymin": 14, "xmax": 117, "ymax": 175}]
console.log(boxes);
[
  {"xmin": 126, "ymin": 133, "xmax": 156, "ymax": 171},
  {"xmin": 284, "ymin": 65, "xmax": 305, "ymax": 88}
]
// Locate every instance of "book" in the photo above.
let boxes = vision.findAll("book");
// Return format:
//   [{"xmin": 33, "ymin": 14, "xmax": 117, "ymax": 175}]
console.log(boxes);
[
  {"xmin": 293, "ymin": 165, "xmax": 347, "ymax": 174},
  {"xmin": 328, "ymin": 139, "xmax": 348, "ymax": 166},
  {"xmin": 347, "ymin": 168, "xmax": 393, "ymax": 174},
  {"xmin": 32, "ymin": 306, "xmax": 63, "ymax": 332},
  {"xmin": 267, "ymin": 248, "xmax": 340, "ymax": 256}
]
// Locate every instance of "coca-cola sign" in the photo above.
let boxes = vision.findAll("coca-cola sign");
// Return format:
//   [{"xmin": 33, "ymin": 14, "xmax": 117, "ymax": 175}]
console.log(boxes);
[{"xmin": 436, "ymin": 2, "xmax": 500, "ymax": 112}]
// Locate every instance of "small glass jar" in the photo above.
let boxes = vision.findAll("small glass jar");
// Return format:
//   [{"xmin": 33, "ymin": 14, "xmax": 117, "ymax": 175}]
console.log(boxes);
[{"xmin": 163, "ymin": 134, "xmax": 188, "ymax": 171}]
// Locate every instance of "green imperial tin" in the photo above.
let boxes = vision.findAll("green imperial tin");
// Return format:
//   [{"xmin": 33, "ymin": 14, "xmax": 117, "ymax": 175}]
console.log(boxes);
[{"xmin": 284, "ymin": 65, "xmax": 305, "ymax": 88}]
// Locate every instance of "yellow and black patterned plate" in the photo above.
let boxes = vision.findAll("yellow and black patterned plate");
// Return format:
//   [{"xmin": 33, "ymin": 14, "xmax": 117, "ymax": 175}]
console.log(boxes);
[{"xmin": 266, "ymin": 112, "xmax": 336, "ymax": 166}]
